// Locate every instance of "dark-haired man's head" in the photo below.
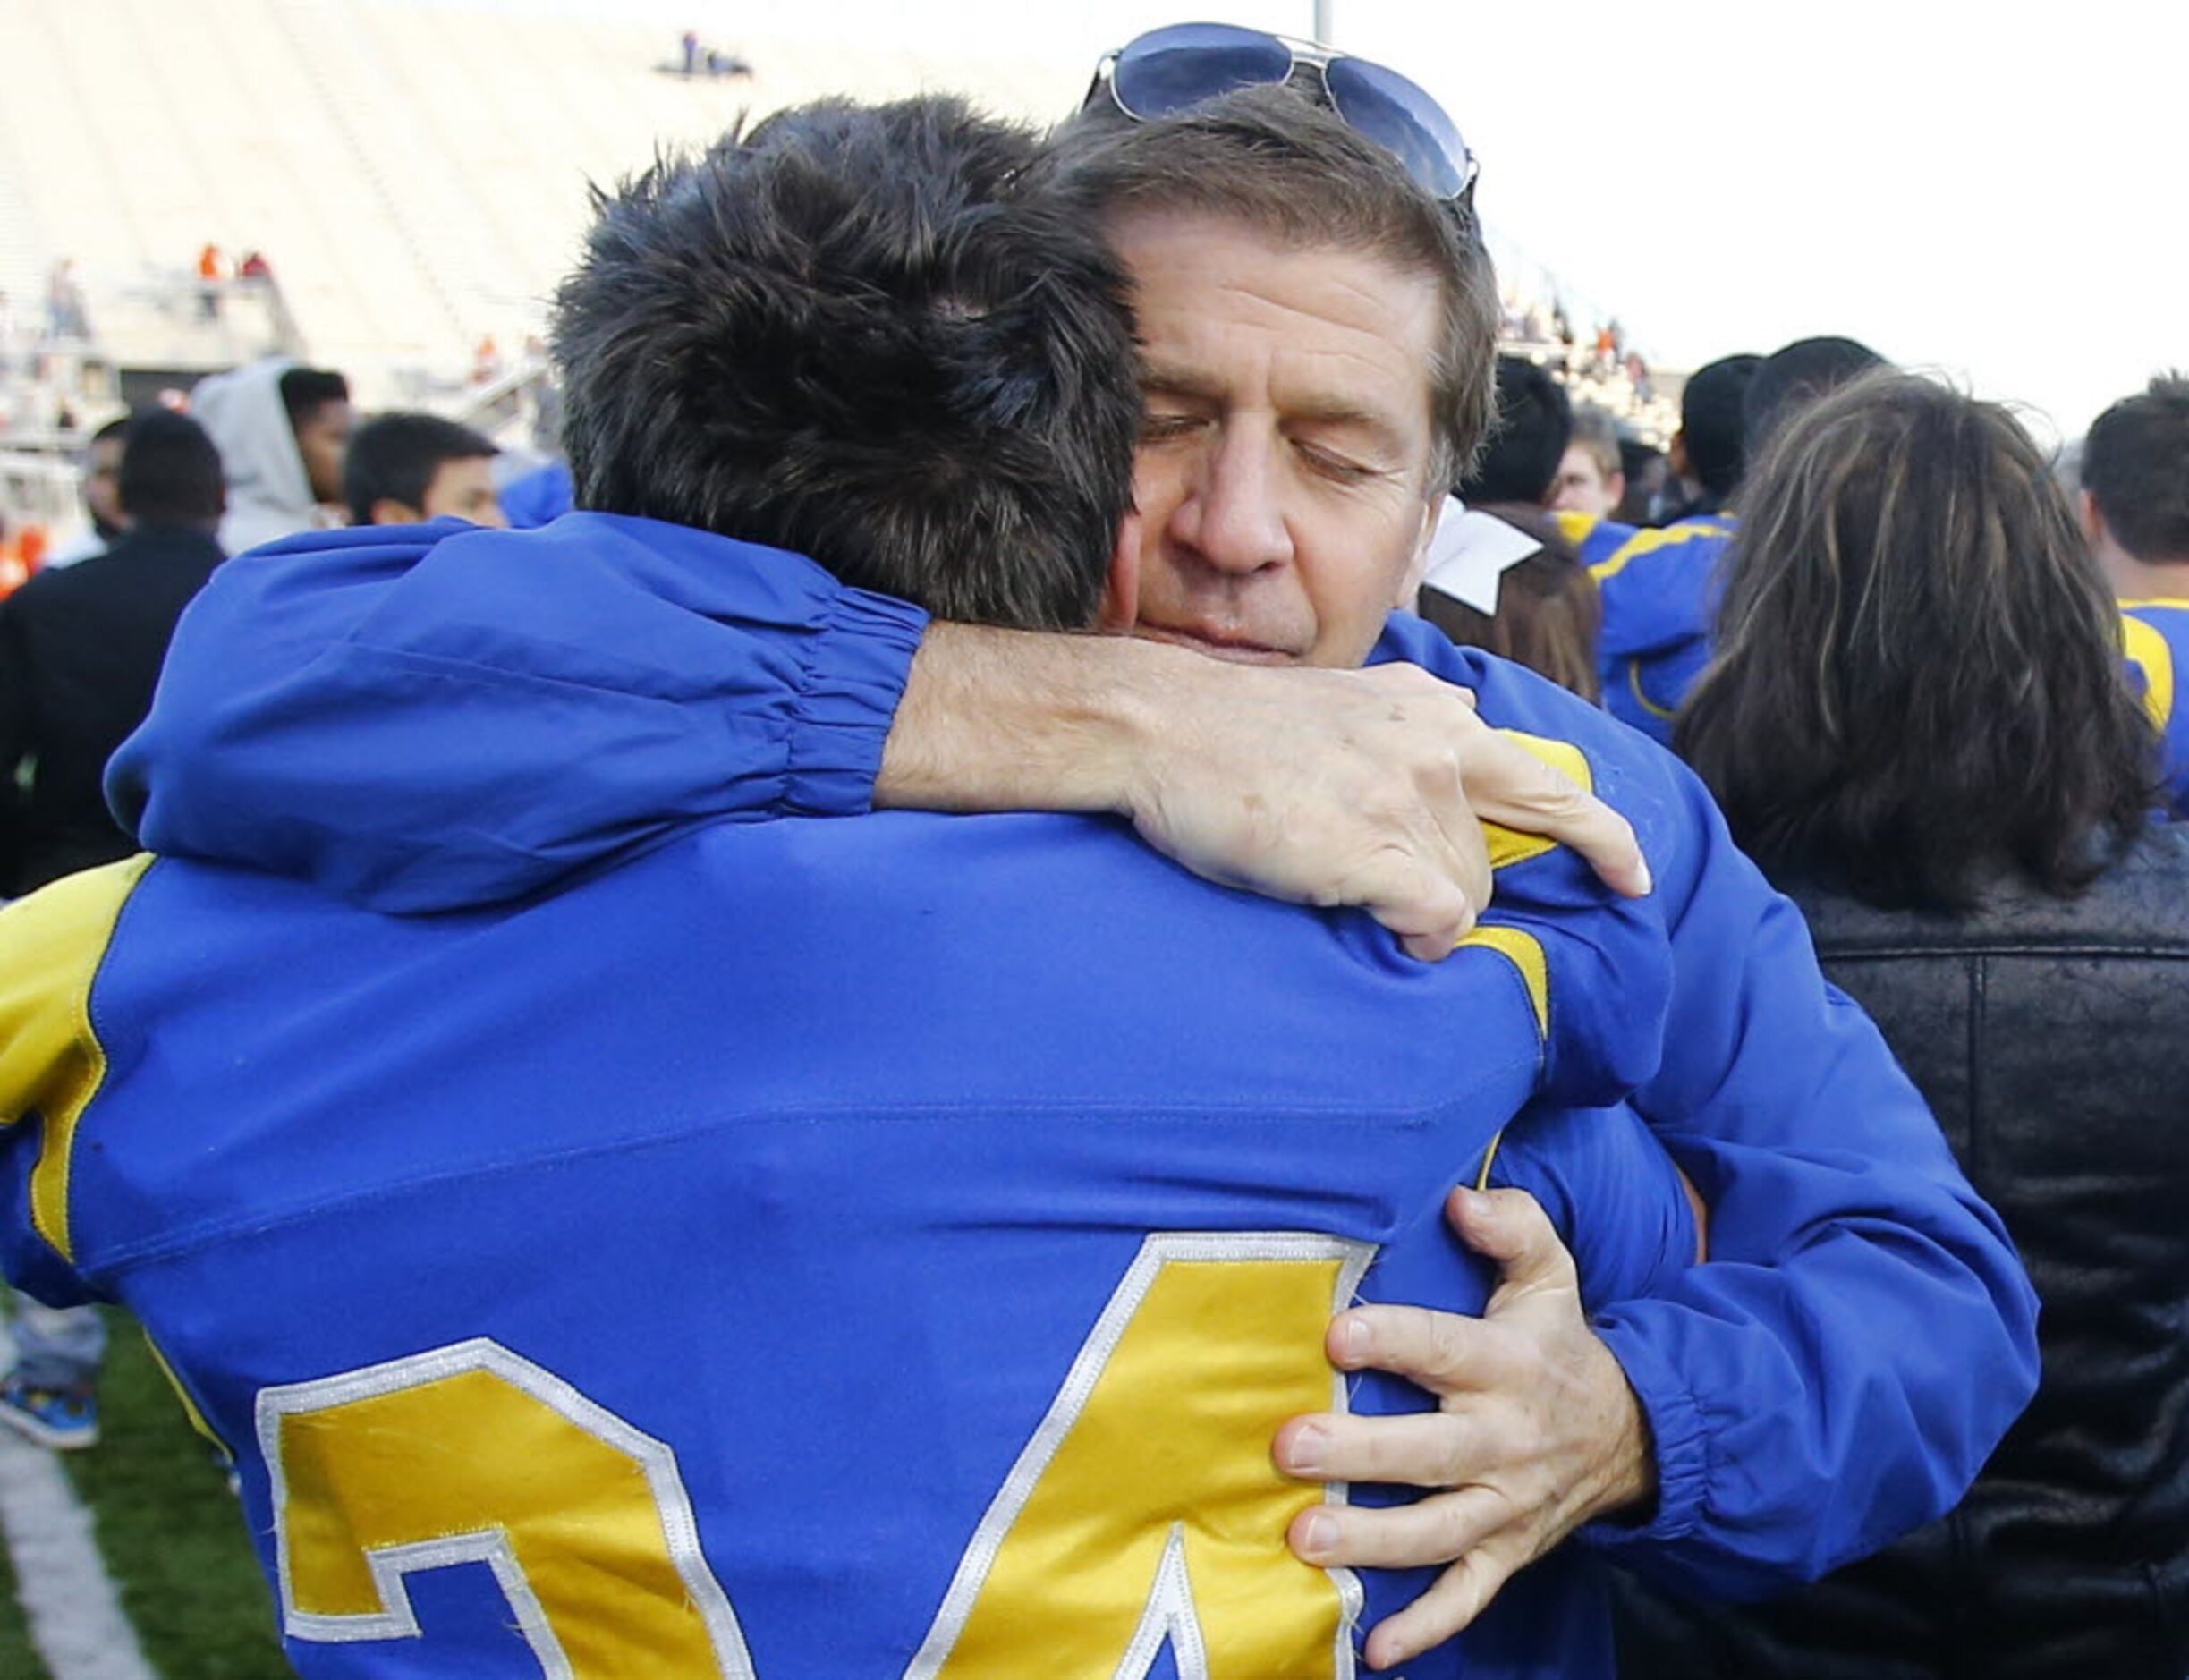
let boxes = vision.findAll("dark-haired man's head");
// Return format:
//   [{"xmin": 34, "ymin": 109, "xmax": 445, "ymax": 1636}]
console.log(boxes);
[
  {"xmin": 554, "ymin": 96, "xmax": 1141, "ymax": 632},
  {"xmin": 1460, "ymin": 357, "xmax": 1572, "ymax": 506},
  {"xmin": 277, "ymin": 367, "xmax": 353, "ymax": 505},
  {"xmin": 1676, "ymin": 352, "xmax": 1761, "ymax": 509},
  {"xmin": 1743, "ymin": 336, "xmax": 1885, "ymax": 458},
  {"xmin": 118, "ymin": 412, "xmax": 225, "ymax": 531},
  {"xmin": 2080, "ymin": 373, "xmax": 2189, "ymax": 590},
  {"xmin": 345, "ymin": 413, "xmax": 505, "ymax": 528},
  {"xmin": 82, "ymin": 415, "xmax": 132, "ymax": 540}
]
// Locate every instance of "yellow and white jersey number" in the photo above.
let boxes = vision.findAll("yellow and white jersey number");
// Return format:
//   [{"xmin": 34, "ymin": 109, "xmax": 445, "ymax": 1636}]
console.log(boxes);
[
  {"xmin": 259, "ymin": 1233, "xmax": 1372, "ymax": 1679},
  {"xmin": 258, "ymin": 1339, "xmax": 757, "ymax": 1678}
]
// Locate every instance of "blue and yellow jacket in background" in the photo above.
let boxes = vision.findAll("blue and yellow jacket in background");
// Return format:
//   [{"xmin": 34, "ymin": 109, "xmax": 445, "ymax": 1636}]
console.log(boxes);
[
  {"xmin": 1555, "ymin": 510, "xmax": 1737, "ymax": 745},
  {"xmin": 104, "ymin": 515, "xmax": 2037, "ymax": 1633},
  {"xmin": 2121, "ymin": 598, "xmax": 2189, "ymax": 817}
]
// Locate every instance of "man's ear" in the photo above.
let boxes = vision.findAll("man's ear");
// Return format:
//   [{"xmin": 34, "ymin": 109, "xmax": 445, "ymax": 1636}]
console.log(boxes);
[
  {"xmin": 1099, "ymin": 509, "xmax": 1142, "ymax": 632},
  {"xmin": 369, "ymin": 497, "xmax": 425, "ymax": 528},
  {"xmin": 2080, "ymin": 488, "xmax": 2107, "ymax": 546},
  {"xmin": 1395, "ymin": 492, "xmax": 1445, "ymax": 607}
]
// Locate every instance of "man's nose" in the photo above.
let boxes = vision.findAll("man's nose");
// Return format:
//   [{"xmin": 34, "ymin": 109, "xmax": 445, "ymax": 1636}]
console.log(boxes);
[{"xmin": 1173, "ymin": 431, "xmax": 1292, "ymax": 576}]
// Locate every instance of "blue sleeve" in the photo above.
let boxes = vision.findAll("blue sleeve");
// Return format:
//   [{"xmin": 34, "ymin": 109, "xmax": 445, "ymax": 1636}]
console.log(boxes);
[
  {"xmin": 1373, "ymin": 615, "xmax": 2041, "ymax": 1599},
  {"xmin": 107, "ymin": 514, "xmax": 928, "ymax": 912},
  {"xmin": 1489, "ymin": 1101, "xmax": 1696, "ymax": 1308},
  {"xmin": 1462, "ymin": 764, "xmax": 1673, "ymax": 1111},
  {"xmin": 1585, "ymin": 519, "xmax": 1731, "ymax": 743}
]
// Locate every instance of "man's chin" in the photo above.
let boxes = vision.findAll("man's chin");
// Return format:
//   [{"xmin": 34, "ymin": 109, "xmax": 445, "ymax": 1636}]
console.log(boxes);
[{"xmin": 1133, "ymin": 624, "xmax": 1301, "ymax": 667}]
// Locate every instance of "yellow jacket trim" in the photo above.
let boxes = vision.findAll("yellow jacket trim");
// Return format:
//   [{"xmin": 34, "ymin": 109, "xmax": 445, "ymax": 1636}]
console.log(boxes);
[
  {"xmin": 0, "ymin": 854, "xmax": 154, "ymax": 1261},
  {"xmin": 1482, "ymin": 731, "xmax": 1596, "ymax": 872},
  {"xmin": 2121, "ymin": 611, "xmax": 2175, "ymax": 733},
  {"xmin": 1587, "ymin": 520, "xmax": 1735, "ymax": 586}
]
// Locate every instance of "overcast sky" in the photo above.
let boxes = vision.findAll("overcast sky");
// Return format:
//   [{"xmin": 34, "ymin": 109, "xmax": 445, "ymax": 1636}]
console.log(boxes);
[{"xmin": 482, "ymin": 0, "xmax": 2187, "ymax": 441}]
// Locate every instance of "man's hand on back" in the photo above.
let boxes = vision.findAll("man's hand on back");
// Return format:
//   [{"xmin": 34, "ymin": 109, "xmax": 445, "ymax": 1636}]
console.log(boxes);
[
  {"xmin": 878, "ymin": 628, "xmax": 1650, "ymax": 959},
  {"xmin": 1272, "ymin": 1187, "xmax": 1656, "ymax": 1669}
]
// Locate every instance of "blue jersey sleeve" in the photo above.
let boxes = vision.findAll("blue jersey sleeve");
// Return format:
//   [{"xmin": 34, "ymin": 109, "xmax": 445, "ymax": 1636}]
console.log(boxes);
[
  {"xmin": 1489, "ymin": 1101, "xmax": 1696, "ymax": 1308},
  {"xmin": 1372, "ymin": 614, "xmax": 2040, "ymax": 1598},
  {"xmin": 108, "ymin": 515, "xmax": 928, "ymax": 912},
  {"xmin": 1460, "ymin": 737, "xmax": 1672, "ymax": 1111}
]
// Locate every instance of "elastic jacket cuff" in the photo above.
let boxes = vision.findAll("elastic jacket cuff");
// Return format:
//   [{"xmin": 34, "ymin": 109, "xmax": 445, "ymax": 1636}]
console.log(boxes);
[{"xmin": 782, "ymin": 585, "xmax": 929, "ymax": 817}]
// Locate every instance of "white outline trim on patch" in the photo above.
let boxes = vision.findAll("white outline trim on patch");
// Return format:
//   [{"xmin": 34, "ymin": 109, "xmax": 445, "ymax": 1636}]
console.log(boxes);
[
  {"xmin": 256, "ymin": 1336, "xmax": 754, "ymax": 1676},
  {"xmin": 905, "ymin": 1232, "xmax": 1373, "ymax": 1680}
]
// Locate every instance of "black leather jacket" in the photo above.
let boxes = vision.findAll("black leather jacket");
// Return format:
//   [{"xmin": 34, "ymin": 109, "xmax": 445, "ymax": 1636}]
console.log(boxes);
[{"xmin": 1618, "ymin": 822, "xmax": 2189, "ymax": 1678}]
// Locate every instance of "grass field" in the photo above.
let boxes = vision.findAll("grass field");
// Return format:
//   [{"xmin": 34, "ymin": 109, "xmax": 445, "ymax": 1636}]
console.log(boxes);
[{"xmin": 1, "ymin": 1310, "xmax": 288, "ymax": 1678}]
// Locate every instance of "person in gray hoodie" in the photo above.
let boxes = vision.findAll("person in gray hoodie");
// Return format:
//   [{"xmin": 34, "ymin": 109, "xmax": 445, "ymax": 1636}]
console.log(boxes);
[{"xmin": 189, "ymin": 355, "xmax": 352, "ymax": 555}]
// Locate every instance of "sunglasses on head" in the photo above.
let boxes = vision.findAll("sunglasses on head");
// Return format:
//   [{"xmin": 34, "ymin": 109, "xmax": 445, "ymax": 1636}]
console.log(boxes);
[{"xmin": 1085, "ymin": 21, "xmax": 1480, "ymax": 211}]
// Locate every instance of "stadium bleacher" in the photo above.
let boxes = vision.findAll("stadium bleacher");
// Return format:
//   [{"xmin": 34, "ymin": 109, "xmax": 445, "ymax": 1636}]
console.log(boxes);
[
  {"xmin": 0, "ymin": 0, "xmax": 1676, "ymax": 560},
  {"xmin": 2, "ymin": 0, "xmax": 1079, "ymax": 403}
]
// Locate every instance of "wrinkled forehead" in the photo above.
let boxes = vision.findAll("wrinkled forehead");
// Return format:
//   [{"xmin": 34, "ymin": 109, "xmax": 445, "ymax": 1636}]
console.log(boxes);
[{"xmin": 1107, "ymin": 205, "xmax": 1441, "ymax": 430}]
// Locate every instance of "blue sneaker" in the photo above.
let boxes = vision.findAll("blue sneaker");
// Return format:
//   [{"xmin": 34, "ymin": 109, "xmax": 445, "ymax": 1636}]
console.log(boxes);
[{"xmin": 0, "ymin": 1378, "xmax": 99, "ymax": 1450}]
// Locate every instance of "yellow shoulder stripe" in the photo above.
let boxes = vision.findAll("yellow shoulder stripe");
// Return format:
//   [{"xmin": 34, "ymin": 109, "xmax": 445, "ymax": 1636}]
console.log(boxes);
[
  {"xmin": 0, "ymin": 855, "xmax": 154, "ymax": 1261},
  {"xmin": 1482, "ymin": 730, "xmax": 1594, "ymax": 873},
  {"xmin": 2123, "ymin": 612, "xmax": 2175, "ymax": 732},
  {"xmin": 1463, "ymin": 729, "xmax": 1600, "ymax": 1049},
  {"xmin": 1550, "ymin": 509, "xmax": 1601, "ymax": 548},
  {"xmin": 1587, "ymin": 520, "xmax": 1734, "ymax": 586},
  {"xmin": 1455, "ymin": 924, "xmax": 1548, "ymax": 1039}
]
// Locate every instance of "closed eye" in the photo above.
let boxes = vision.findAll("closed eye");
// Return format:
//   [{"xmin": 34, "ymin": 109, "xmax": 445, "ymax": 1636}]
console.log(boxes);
[
  {"xmin": 1295, "ymin": 440, "xmax": 1379, "ymax": 484},
  {"xmin": 1141, "ymin": 412, "xmax": 1204, "ymax": 443}
]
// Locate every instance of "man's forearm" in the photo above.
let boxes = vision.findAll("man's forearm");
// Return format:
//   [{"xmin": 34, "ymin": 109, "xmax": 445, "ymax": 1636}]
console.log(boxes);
[
  {"xmin": 878, "ymin": 624, "xmax": 1505, "ymax": 954},
  {"xmin": 877, "ymin": 623, "xmax": 1653, "ymax": 959},
  {"xmin": 876, "ymin": 624, "xmax": 1166, "ymax": 815}
]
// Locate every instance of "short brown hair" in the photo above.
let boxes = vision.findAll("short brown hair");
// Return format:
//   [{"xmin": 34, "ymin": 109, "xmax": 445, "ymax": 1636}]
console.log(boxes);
[{"xmin": 1038, "ymin": 85, "xmax": 1498, "ymax": 487}]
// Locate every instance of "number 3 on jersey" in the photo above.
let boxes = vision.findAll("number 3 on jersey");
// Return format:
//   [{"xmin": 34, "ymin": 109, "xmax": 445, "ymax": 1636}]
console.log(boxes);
[{"xmin": 261, "ymin": 1233, "xmax": 1371, "ymax": 1677}]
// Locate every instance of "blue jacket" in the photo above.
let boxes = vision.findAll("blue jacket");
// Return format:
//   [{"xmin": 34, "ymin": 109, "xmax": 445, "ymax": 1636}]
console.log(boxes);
[
  {"xmin": 1555, "ymin": 511, "xmax": 1735, "ymax": 744},
  {"xmin": 2, "ymin": 799, "xmax": 1692, "ymax": 1677},
  {"xmin": 110, "ymin": 514, "xmax": 2039, "ymax": 1604}
]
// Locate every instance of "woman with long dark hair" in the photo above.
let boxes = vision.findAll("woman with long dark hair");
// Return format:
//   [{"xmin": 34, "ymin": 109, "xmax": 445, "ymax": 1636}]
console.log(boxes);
[
  {"xmin": 1681, "ymin": 369, "xmax": 2153, "ymax": 905},
  {"xmin": 1619, "ymin": 369, "xmax": 2189, "ymax": 1677}
]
